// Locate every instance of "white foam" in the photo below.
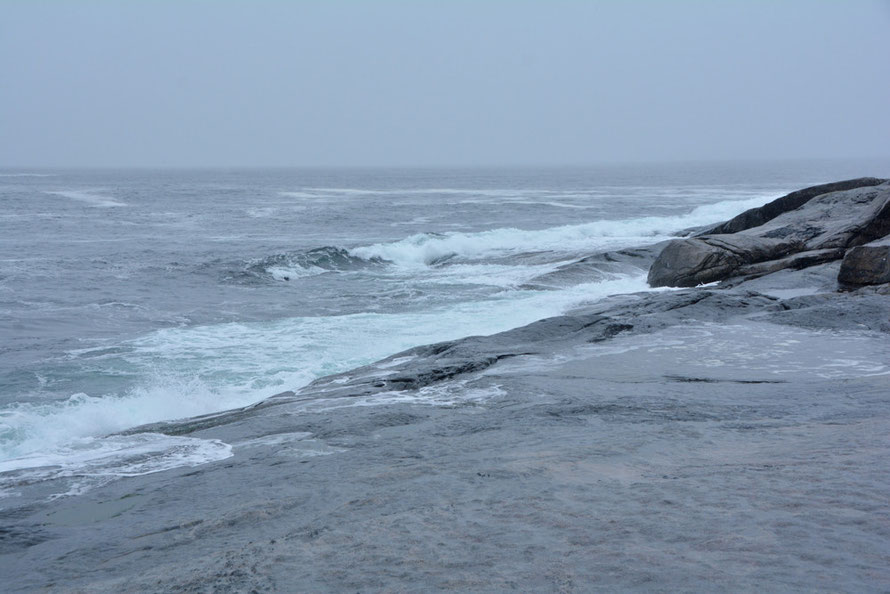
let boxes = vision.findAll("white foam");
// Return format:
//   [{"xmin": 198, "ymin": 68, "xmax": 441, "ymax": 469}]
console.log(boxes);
[
  {"xmin": 301, "ymin": 187, "xmax": 528, "ymax": 197},
  {"xmin": 350, "ymin": 194, "xmax": 774, "ymax": 266},
  {"xmin": 0, "ymin": 273, "xmax": 651, "ymax": 465},
  {"xmin": 421, "ymin": 262, "xmax": 566, "ymax": 288},
  {"xmin": 280, "ymin": 185, "xmax": 786, "ymax": 204},
  {"xmin": 375, "ymin": 356, "xmax": 417, "ymax": 369},
  {"xmin": 46, "ymin": 190, "xmax": 126, "ymax": 207},
  {"xmin": 325, "ymin": 381, "xmax": 507, "ymax": 410},
  {"xmin": 580, "ymin": 322, "xmax": 890, "ymax": 380},
  {"xmin": 246, "ymin": 206, "xmax": 278, "ymax": 218},
  {"xmin": 0, "ymin": 379, "xmax": 254, "ymax": 461},
  {"xmin": 265, "ymin": 264, "xmax": 326, "ymax": 281},
  {"xmin": 279, "ymin": 191, "xmax": 324, "ymax": 199},
  {"xmin": 513, "ymin": 200, "xmax": 594, "ymax": 209},
  {"xmin": 281, "ymin": 188, "xmax": 603, "ymax": 203},
  {"xmin": 0, "ymin": 433, "xmax": 232, "ymax": 500},
  {"xmin": 0, "ymin": 432, "xmax": 231, "ymax": 475},
  {"xmin": 0, "ymin": 173, "xmax": 56, "ymax": 177}
]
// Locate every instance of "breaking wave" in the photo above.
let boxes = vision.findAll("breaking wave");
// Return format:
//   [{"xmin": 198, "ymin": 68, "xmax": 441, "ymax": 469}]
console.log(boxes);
[
  {"xmin": 0, "ymin": 272, "xmax": 650, "ymax": 467},
  {"xmin": 351, "ymin": 194, "xmax": 773, "ymax": 266},
  {"xmin": 224, "ymin": 192, "xmax": 776, "ymax": 284},
  {"xmin": 227, "ymin": 247, "xmax": 385, "ymax": 282}
]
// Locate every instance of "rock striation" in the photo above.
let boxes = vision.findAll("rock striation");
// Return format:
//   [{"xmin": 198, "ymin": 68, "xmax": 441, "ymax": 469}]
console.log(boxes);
[
  {"xmin": 703, "ymin": 177, "xmax": 886, "ymax": 235},
  {"xmin": 648, "ymin": 178, "xmax": 890, "ymax": 288}
]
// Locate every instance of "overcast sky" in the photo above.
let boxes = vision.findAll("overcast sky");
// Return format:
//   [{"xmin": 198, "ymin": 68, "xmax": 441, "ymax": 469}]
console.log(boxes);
[{"xmin": 2, "ymin": 1, "xmax": 889, "ymax": 167}]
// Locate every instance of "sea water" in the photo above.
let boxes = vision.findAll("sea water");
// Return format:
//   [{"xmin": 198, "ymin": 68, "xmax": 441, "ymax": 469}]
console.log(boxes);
[{"xmin": 1, "ymin": 160, "xmax": 886, "ymax": 488}]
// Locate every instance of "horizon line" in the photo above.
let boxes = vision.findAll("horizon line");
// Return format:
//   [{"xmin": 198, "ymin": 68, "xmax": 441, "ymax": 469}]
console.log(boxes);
[{"xmin": 4, "ymin": 155, "xmax": 890, "ymax": 171}]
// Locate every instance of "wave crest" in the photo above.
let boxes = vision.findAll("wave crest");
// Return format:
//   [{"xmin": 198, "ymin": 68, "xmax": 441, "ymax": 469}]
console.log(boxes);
[
  {"xmin": 228, "ymin": 246, "xmax": 385, "ymax": 283},
  {"xmin": 350, "ymin": 194, "xmax": 775, "ymax": 266}
]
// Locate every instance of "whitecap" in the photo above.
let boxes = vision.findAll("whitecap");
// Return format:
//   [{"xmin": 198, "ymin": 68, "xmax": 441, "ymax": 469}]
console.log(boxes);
[
  {"xmin": 265, "ymin": 265, "xmax": 326, "ymax": 281},
  {"xmin": 45, "ymin": 190, "xmax": 126, "ymax": 207},
  {"xmin": 349, "ymin": 194, "xmax": 775, "ymax": 266}
]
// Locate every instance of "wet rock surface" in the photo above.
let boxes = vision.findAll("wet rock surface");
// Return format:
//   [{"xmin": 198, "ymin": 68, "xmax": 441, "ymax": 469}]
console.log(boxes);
[
  {"xmin": 649, "ymin": 179, "xmax": 890, "ymax": 287},
  {"xmin": 521, "ymin": 245, "xmax": 661, "ymax": 289},
  {"xmin": 703, "ymin": 177, "xmax": 886, "ymax": 235},
  {"xmin": 3, "ymin": 182, "xmax": 890, "ymax": 592},
  {"xmin": 2, "ymin": 276, "xmax": 888, "ymax": 592},
  {"xmin": 839, "ymin": 236, "xmax": 890, "ymax": 288}
]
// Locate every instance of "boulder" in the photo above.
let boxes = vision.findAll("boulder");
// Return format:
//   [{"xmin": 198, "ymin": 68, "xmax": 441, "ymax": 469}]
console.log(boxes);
[
  {"xmin": 649, "ymin": 180, "xmax": 890, "ymax": 288},
  {"xmin": 647, "ymin": 235, "xmax": 800, "ymax": 287},
  {"xmin": 838, "ymin": 236, "xmax": 890, "ymax": 287}
]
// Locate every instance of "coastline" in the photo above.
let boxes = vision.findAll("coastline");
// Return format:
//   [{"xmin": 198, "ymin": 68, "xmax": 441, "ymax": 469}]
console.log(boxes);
[{"xmin": 2, "ymin": 180, "xmax": 889, "ymax": 591}]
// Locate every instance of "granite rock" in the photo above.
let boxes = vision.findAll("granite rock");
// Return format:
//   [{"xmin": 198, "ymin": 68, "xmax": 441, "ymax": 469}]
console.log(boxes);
[
  {"xmin": 838, "ymin": 236, "xmax": 890, "ymax": 287},
  {"xmin": 649, "ymin": 180, "xmax": 890, "ymax": 287}
]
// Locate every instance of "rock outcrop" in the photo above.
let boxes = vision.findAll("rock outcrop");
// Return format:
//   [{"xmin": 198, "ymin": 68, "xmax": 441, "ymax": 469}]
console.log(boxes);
[
  {"xmin": 838, "ymin": 236, "xmax": 890, "ymax": 287},
  {"xmin": 703, "ymin": 177, "xmax": 887, "ymax": 235},
  {"xmin": 648, "ymin": 179, "xmax": 890, "ymax": 288}
]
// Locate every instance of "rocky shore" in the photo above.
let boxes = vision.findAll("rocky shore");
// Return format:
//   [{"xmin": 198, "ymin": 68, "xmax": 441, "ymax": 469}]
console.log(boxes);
[
  {"xmin": 648, "ymin": 177, "xmax": 889, "ymax": 288},
  {"xmin": 2, "ymin": 180, "xmax": 889, "ymax": 592}
]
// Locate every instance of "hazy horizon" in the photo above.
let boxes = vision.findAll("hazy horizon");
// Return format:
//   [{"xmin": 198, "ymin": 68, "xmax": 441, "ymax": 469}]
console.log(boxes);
[
  {"xmin": 5, "ymin": 156, "xmax": 890, "ymax": 173},
  {"xmin": 2, "ymin": 1, "xmax": 889, "ymax": 168}
]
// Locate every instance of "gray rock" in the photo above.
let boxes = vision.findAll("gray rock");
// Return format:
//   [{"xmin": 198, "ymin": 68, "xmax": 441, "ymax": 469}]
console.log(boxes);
[
  {"xmin": 4, "ymin": 275, "xmax": 890, "ymax": 593},
  {"xmin": 704, "ymin": 177, "xmax": 886, "ymax": 235},
  {"xmin": 838, "ymin": 236, "xmax": 890, "ymax": 287},
  {"xmin": 522, "ymin": 244, "xmax": 662, "ymax": 289},
  {"xmin": 755, "ymin": 182, "xmax": 890, "ymax": 249},
  {"xmin": 649, "ymin": 181, "xmax": 890, "ymax": 287},
  {"xmin": 7, "ymin": 179, "xmax": 890, "ymax": 594},
  {"xmin": 647, "ymin": 235, "xmax": 801, "ymax": 287},
  {"xmin": 737, "ymin": 248, "xmax": 845, "ymax": 278}
]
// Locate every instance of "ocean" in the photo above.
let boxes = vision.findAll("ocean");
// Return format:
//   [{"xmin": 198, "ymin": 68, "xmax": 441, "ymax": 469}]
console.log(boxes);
[{"xmin": 1, "ymin": 160, "xmax": 887, "ymax": 497}]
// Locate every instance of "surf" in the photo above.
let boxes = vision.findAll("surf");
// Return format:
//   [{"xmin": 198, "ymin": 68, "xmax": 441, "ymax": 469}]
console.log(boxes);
[
  {"xmin": 350, "ymin": 193, "xmax": 776, "ymax": 266},
  {"xmin": 0, "ymin": 273, "xmax": 651, "ymax": 467}
]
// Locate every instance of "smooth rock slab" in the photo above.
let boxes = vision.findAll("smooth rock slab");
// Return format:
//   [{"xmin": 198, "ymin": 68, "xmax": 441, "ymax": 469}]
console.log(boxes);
[
  {"xmin": 2, "ymin": 289, "xmax": 889, "ymax": 593},
  {"xmin": 704, "ymin": 177, "xmax": 886, "ymax": 235}
]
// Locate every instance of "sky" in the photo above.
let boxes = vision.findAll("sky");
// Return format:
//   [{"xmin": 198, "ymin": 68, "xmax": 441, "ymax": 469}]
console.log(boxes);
[{"xmin": 1, "ymin": 1, "xmax": 889, "ymax": 168}]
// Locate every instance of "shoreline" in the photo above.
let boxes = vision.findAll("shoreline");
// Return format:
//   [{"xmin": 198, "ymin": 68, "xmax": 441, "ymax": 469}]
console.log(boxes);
[{"xmin": 2, "ymin": 180, "xmax": 889, "ymax": 591}]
